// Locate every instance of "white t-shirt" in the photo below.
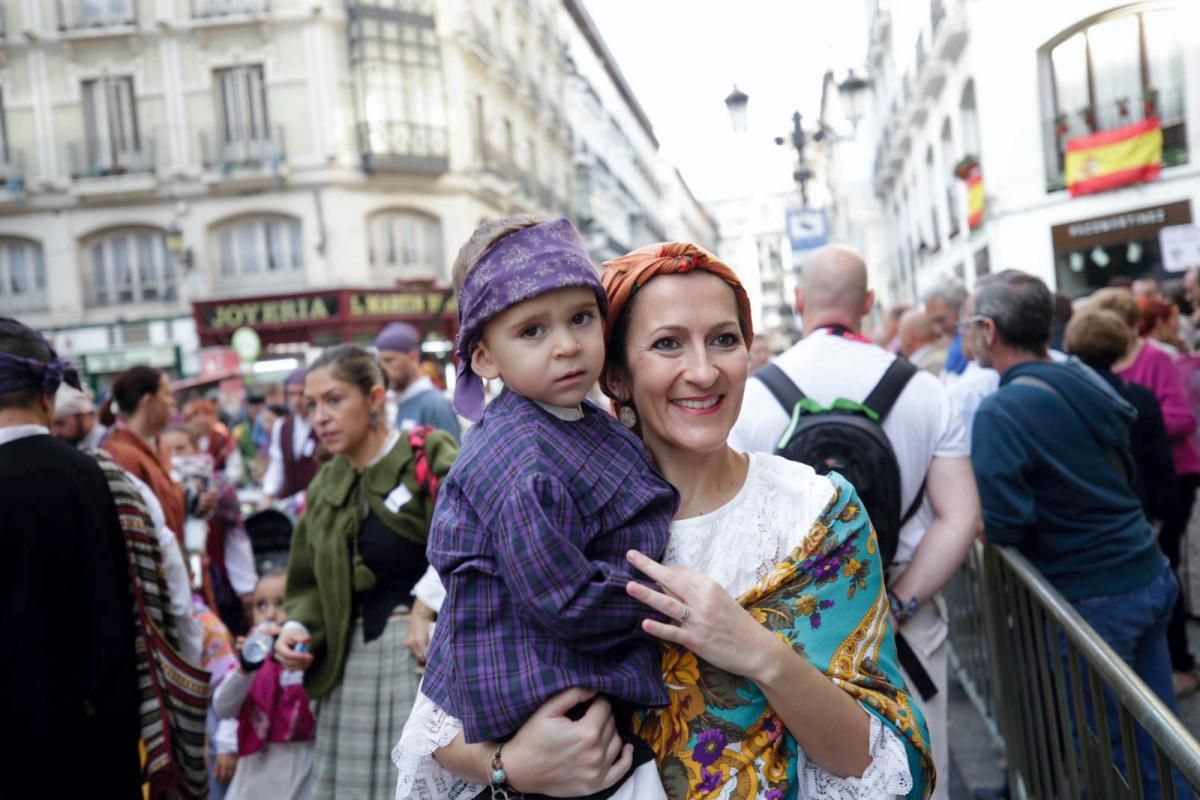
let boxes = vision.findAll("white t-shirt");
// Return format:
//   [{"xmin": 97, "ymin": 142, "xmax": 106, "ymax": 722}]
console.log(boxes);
[{"xmin": 730, "ymin": 332, "xmax": 969, "ymax": 564}]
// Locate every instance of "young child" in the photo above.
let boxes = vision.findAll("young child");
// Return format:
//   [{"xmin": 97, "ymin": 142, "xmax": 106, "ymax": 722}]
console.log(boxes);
[
  {"xmin": 212, "ymin": 570, "xmax": 315, "ymax": 800},
  {"xmin": 396, "ymin": 216, "xmax": 679, "ymax": 798}
]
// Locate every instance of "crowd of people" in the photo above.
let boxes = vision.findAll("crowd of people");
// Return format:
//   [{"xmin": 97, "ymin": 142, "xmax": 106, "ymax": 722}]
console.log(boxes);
[{"xmin": 3, "ymin": 215, "xmax": 1199, "ymax": 800}]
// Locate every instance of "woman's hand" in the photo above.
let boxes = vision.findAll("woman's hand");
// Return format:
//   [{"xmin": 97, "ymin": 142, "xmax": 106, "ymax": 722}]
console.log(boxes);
[
  {"xmin": 501, "ymin": 688, "xmax": 634, "ymax": 796},
  {"xmin": 405, "ymin": 599, "xmax": 435, "ymax": 665},
  {"xmin": 626, "ymin": 549, "xmax": 786, "ymax": 682},
  {"xmin": 273, "ymin": 626, "xmax": 314, "ymax": 671}
]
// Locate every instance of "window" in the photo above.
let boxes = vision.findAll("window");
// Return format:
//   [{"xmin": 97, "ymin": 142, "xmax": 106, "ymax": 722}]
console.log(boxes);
[
  {"xmin": 84, "ymin": 228, "xmax": 176, "ymax": 307},
  {"xmin": 350, "ymin": 2, "xmax": 448, "ymax": 171},
  {"xmin": 940, "ymin": 119, "xmax": 961, "ymax": 239},
  {"xmin": 213, "ymin": 65, "xmax": 272, "ymax": 163},
  {"xmin": 0, "ymin": 239, "xmax": 47, "ymax": 314},
  {"xmin": 1043, "ymin": 8, "xmax": 1187, "ymax": 188},
  {"xmin": 78, "ymin": 77, "xmax": 146, "ymax": 177},
  {"xmin": 367, "ymin": 210, "xmax": 443, "ymax": 272},
  {"xmin": 212, "ymin": 215, "xmax": 304, "ymax": 289}
]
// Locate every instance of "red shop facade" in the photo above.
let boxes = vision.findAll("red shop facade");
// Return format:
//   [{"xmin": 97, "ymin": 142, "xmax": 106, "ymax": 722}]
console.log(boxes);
[{"xmin": 192, "ymin": 285, "xmax": 458, "ymax": 350}]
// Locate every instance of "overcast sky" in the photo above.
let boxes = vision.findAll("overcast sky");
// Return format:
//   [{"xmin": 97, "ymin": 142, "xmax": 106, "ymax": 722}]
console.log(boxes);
[{"xmin": 583, "ymin": 0, "xmax": 867, "ymax": 202}]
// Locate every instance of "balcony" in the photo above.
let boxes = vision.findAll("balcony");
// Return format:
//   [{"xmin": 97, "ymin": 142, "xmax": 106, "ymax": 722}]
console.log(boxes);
[
  {"xmin": 201, "ymin": 126, "xmax": 286, "ymax": 178},
  {"xmin": 480, "ymin": 144, "xmax": 519, "ymax": 183},
  {"xmin": 930, "ymin": 0, "xmax": 945, "ymax": 37},
  {"xmin": 191, "ymin": 0, "xmax": 270, "ymax": 18},
  {"xmin": 464, "ymin": 14, "xmax": 493, "ymax": 63},
  {"xmin": 0, "ymin": 150, "xmax": 23, "ymax": 187},
  {"xmin": 57, "ymin": 0, "xmax": 135, "ymax": 31},
  {"xmin": 358, "ymin": 121, "xmax": 448, "ymax": 175},
  {"xmin": 933, "ymin": 1, "xmax": 968, "ymax": 62},
  {"xmin": 1044, "ymin": 89, "xmax": 1188, "ymax": 192},
  {"xmin": 68, "ymin": 137, "xmax": 156, "ymax": 179}
]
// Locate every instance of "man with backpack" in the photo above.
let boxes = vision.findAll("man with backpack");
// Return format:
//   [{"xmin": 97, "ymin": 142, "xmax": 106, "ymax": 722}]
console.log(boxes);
[
  {"xmin": 730, "ymin": 245, "xmax": 979, "ymax": 798},
  {"xmin": 968, "ymin": 270, "xmax": 1181, "ymax": 798}
]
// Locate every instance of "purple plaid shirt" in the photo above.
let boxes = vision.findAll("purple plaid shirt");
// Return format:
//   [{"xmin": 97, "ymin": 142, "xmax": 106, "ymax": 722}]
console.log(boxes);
[{"xmin": 422, "ymin": 390, "xmax": 678, "ymax": 743}]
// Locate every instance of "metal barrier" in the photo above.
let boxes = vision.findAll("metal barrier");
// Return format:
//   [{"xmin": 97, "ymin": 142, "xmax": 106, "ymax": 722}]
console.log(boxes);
[{"xmin": 947, "ymin": 541, "xmax": 1200, "ymax": 799}]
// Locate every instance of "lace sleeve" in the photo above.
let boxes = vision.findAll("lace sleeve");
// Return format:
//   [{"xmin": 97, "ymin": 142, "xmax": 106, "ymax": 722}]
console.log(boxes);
[
  {"xmin": 393, "ymin": 690, "xmax": 486, "ymax": 800},
  {"xmin": 800, "ymin": 712, "xmax": 913, "ymax": 799}
]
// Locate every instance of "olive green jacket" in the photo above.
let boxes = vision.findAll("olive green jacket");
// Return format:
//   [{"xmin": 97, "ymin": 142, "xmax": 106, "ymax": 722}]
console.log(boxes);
[{"xmin": 284, "ymin": 429, "xmax": 458, "ymax": 700}]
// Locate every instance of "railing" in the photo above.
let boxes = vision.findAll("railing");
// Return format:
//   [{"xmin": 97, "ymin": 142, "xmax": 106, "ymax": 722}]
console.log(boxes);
[
  {"xmin": 948, "ymin": 542, "xmax": 1200, "ymax": 798},
  {"xmin": 58, "ymin": 0, "xmax": 135, "ymax": 30},
  {"xmin": 1045, "ymin": 87, "xmax": 1189, "ymax": 190},
  {"xmin": 191, "ymin": 0, "xmax": 269, "ymax": 17},
  {"xmin": 200, "ymin": 126, "xmax": 286, "ymax": 171},
  {"xmin": 357, "ymin": 122, "xmax": 448, "ymax": 175},
  {"xmin": 481, "ymin": 143, "xmax": 519, "ymax": 182},
  {"xmin": 0, "ymin": 150, "xmax": 24, "ymax": 186},
  {"xmin": 68, "ymin": 137, "xmax": 156, "ymax": 179}
]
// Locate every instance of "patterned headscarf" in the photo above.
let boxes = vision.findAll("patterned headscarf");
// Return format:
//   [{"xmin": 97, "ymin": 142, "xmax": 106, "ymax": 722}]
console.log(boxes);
[
  {"xmin": 453, "ymin": 217, "xmax": 607, "ymax": 422},
  {"xmin": 599, "ymin": 241, "xmax": 754, "ymax": 402}
]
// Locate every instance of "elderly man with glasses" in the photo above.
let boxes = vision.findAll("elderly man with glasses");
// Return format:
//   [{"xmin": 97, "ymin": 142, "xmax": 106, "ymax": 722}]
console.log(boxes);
[{"xmin": 968, "ymin": 269, "xmax": 1183, "ymax": 799}]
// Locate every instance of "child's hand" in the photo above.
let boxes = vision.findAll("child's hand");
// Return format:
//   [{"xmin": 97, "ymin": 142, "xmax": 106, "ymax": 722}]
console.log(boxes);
[
  {"xmin": 274, "ymin": 627, "xmax": 314, "ymax": 671},
  {"xmin": 214, "ymin": 753, "xmax": 238, "ymax": 783}
]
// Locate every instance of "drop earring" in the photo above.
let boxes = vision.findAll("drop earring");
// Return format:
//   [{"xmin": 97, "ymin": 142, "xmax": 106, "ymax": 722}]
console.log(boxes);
[{"xmin": 618, "ymin": 405, "xmax": 638, "ymax": 429}]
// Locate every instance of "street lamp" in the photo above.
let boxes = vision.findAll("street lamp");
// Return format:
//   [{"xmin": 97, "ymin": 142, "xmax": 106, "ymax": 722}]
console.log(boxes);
[
  {"xmin": 166, "ymin": 223, "xmax": 193, "ymax": 271},
  {"xmin": 837, "ymin": 69, "xmax": 871, "ymax": 132},
  {"xmin": 724, "ymin": 86, "xmax": 749, "ymax": 133},
  {"xmin": 775, "ymin": 112, "xmax": 813, "ymax": 208}
]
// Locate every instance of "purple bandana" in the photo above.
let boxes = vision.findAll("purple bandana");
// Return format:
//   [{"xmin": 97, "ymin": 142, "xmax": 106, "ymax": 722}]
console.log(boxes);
[
  {"xmin": 0, "ymin": 349, "xmax": 81, "ymax": 398},
  {"xmin": 454, "ymin": 218, "xmax": 608, "ymax": 422}
]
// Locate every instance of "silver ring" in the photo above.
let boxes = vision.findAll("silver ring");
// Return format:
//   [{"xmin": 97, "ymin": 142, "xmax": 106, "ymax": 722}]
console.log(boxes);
[{"xmin": 680, "ymin": 605, "xmax": 691, "ymax": 622}]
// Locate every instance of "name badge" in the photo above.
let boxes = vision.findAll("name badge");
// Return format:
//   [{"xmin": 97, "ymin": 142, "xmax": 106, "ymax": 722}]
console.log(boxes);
[
  {"xmin": 302, "ymin": 439, "xmax": 316, "ymax": 458},
  {"xmin": 385, "ymin": 484, "xmax": 413, "ymax": 513}
]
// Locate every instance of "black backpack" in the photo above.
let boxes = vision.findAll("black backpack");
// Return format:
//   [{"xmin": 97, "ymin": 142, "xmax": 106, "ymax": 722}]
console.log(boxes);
[{"xmin": 755, "ymin": 358, "xmax": 925, "ymax": 567}]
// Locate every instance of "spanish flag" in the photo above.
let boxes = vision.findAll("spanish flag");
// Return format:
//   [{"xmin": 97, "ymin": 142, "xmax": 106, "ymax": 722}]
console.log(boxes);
[
  {"xmin": 967, "ymin": 170, "xmax": 984, "ymax": 230},
  {"xmin": 1066, "ymin": 117, "xmax": 1162, "ymax": 198}
]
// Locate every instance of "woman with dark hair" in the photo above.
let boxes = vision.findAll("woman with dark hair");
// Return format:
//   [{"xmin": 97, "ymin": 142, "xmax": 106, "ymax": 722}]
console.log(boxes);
[
  {"xmin": 0, "ymin": 316, "xmax": 143, "ymax": 798},
  {"xmin": 101, "ymin": 365, "xmax": 190, "ymax": 542},
  {"xmin": 1065, "ymin": 308, "xmax": 1179, "ymax": 528},
  {"xmin": 272, "ymin": 344, "xmax": 458, "ymax": 798}
]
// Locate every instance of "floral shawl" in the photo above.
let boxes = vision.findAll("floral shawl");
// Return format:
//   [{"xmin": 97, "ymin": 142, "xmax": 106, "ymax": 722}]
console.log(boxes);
[{"xmin": 631, "ymin": 472, "xmax": 935, "ymax": 799}]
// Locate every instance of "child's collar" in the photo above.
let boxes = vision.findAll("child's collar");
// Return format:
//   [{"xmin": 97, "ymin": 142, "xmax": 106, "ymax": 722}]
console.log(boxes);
[{"xmin": 534, "ymin": 400, "xmax": 584, "ymax": 421}]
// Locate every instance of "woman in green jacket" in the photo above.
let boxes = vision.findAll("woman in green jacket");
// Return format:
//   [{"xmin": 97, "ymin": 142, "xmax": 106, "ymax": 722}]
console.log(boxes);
[{"xmin": 274, "ymin": 344, "xmax": 457, "ymax": 799}]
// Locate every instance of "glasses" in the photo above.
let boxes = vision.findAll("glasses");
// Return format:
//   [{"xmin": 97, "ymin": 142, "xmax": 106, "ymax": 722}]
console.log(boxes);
[{"xmin": 957, "ymin": 315, "xmax": 990, "ymax": 334}]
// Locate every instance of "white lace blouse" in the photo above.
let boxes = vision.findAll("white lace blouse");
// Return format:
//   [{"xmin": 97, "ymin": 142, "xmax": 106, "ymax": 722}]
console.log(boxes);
[{"xmin": 394, "ymin": 452, "xmax": 914, "ymax": 799}]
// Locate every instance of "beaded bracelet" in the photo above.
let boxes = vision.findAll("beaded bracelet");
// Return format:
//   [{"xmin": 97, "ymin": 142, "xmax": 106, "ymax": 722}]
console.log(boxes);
[{"xmin": 488, "ymin": 745, "xmax": 517, "ymax": 799}]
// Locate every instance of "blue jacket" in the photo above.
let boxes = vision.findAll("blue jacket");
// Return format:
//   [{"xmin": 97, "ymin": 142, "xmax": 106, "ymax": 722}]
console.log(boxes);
[{"xmin": 971, "ymin": 359, "xmax": 1163, "ymax": 600}]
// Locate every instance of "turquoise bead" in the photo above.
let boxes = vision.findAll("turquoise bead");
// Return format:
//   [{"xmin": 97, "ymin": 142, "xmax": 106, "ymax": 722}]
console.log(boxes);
[{"xmin": 491, "ymin": 769, "xmax": 507, "ymax": 785}]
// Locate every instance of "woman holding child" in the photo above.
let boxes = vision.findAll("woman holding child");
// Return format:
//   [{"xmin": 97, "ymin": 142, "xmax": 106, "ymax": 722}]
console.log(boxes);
[{"xmin": 395, "ymin": 218, "xmax": 935, "ymax": 799}]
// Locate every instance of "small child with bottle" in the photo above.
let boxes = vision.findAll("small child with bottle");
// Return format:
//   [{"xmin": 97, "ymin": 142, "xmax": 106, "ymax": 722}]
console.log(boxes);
[{"xmin": 212, "ymin": 570, "xmax": 315, "ymax": 800}]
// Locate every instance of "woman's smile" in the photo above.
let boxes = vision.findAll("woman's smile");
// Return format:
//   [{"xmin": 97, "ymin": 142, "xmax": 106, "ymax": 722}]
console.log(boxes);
[{"xmin": 672, "ymin": 395, "xmax": 724, "ymax": 414}]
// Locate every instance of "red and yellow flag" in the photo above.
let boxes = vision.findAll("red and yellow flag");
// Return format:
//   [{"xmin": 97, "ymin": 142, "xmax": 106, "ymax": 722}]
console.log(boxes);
[
  {"xmin": 1065, "ymin": 117, "xmax": 1162, "ymax": 198},
  {"xmin": 966, "ymin": 170, "xmax": 984, "ymax": 230}
]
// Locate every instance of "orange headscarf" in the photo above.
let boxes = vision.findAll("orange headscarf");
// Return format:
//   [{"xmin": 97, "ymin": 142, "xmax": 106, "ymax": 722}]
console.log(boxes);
[
  {"xmin": 600, "ymin": 242, "xmax": 754, "ymax": 404},
  {"xmin": 602, "ymin": 241, "xmax": 753, "ymax": 345}
]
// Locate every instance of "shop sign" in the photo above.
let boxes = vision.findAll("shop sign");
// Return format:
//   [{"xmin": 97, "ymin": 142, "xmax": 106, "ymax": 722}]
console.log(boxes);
[
  {"xmin": 347, "ymin": 291, "xmax": 457, "ymax": 318},
  {"xmin": 1161, "ymin": 224, "xmax": 1200, "ymax": 273},
  {"xmin": 82, "ymin": 344, "xmax": 178, "ymax": 375},
  {"xmin": 202, "ymin": 294, "xmax": 339, "ymax": 332},
  {"xmin": 1051, "ymin": 200, "xmax": 1192, "ymax": 252}
]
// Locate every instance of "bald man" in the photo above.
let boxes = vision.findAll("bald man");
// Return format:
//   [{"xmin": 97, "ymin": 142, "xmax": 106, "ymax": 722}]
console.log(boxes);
[
  {"xmin": 898, "ymin": 309, "xmax": 948, "ymax": 374},
  {"xmin": 731, "ymin": 244, "xmax": 980, "ymax": 799}
]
